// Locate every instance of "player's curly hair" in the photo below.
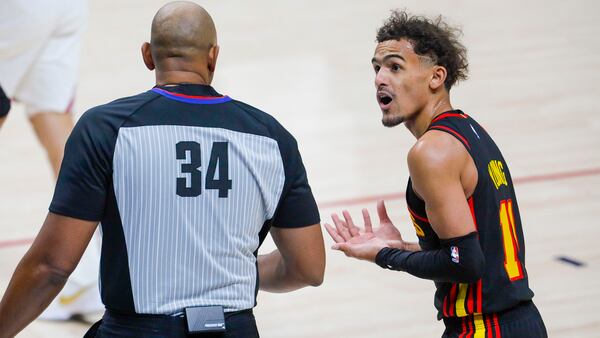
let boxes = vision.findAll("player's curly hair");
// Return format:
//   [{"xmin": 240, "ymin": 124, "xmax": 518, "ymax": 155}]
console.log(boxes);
[{"xmin": 376, "ymin": 10, "xmax": 469, "ymax": 90}]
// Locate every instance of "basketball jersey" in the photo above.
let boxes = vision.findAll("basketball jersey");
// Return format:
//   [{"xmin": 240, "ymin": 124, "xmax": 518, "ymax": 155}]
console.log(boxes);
[
  {"xmin": 405, "ymin": 110, "xmax": 534, "ymax": 318},
  {"xmin": 50, "ymin": 84, "xmax": 320, "ymax": 315}
]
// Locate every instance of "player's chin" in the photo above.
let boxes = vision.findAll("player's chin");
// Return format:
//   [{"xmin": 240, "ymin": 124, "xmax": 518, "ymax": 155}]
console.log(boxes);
[{"xmin": 381, "ymin": 112, "xmax": 404, "ymax": 128}]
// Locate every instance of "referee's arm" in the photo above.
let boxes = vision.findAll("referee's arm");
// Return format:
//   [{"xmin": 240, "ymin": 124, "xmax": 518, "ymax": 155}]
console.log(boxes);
[
  {"xmin": 0, "ymin": 213, "xmax": 97, "ymax": 337},
  {"xmin": 258, "ymin": 223, "xmax": 325, "ymax": 292},
  {"xmin": 0, "ymin": 107, "xmax": 110, "ymax": 337}
]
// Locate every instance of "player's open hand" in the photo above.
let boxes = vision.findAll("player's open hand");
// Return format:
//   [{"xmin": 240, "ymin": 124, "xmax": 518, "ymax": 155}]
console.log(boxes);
[{"xmin": 324, "ymin": 200, "xmax": 405, "ymax": 262}]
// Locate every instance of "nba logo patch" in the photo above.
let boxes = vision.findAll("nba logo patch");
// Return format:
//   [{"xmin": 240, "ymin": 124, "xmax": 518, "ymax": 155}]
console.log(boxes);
[{"xmin": 451, "ymin": 246, "xmax": 460, "ymax": 263}]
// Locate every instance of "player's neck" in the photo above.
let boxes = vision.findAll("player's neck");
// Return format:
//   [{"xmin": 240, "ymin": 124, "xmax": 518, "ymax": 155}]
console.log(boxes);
[{"xmin": 406, "ymin": 95, "xmax": 452, "ymax": 139}]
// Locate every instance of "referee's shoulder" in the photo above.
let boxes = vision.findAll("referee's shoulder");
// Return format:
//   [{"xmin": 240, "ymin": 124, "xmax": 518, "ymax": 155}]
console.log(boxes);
[
  {"xmin": 77, "ymin": 90, "xmax": 159, "ymax": 130},
  {"xmin": 229, "ymin": 99, "xmax": 296, "ymax": 143},
  {"xmin": 83, "ymin": 90, "xmax": 158, "ymax": 120}
]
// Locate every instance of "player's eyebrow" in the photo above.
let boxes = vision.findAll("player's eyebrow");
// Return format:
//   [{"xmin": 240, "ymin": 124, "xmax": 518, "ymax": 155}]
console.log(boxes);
[{"xmin": 371, "ymin": 53, "xmax": 406, "ymax": 65}]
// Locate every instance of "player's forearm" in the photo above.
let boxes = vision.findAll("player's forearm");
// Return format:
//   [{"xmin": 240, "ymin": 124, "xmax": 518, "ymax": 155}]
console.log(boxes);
[
  {"xmin": 258, "ymin": 250, "xmax": 323, "ymax": 293},
  {"xmin": 375, "ymin": 232, "xmax": 484, "ymax": 283},
  {"xmin": 0, "ymin": 254, "xmax": 69, "ymax": 337},
  {"xmin": 387, "ymin": 240, "xmax": 422, "ymax": 252}
]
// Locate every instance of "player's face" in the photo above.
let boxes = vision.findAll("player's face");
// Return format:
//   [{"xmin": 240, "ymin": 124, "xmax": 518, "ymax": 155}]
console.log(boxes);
[{"xmin": 372, "ymin": 39, "xmax": 433, "ymax": 127}]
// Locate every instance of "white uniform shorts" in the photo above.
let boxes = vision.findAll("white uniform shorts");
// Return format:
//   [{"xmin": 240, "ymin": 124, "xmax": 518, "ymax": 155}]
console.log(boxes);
[{"xmin": 0, "ymin": 0, "xmax": 87, "ymax": 116}]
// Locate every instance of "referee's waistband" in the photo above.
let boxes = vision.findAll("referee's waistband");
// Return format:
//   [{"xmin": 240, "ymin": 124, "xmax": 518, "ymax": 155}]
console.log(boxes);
[
  {"xmin": 102, "ymin": 308, "xmax": 253, "ymax": 332},
  {"xmin": 442, "ymin": 300, "xmax": 538, "ymax": 330}
]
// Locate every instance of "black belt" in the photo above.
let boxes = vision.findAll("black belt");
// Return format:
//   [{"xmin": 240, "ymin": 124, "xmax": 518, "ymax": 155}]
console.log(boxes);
[{"xmin": 85, "ymin": 308, "xmax": 255, "ymax": 338}]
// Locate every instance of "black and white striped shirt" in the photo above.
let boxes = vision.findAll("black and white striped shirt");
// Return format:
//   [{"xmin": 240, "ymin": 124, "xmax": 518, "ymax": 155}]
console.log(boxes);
[{"xmin": 50, "ymin": 84, "xmax": 319, "ymax": 315}]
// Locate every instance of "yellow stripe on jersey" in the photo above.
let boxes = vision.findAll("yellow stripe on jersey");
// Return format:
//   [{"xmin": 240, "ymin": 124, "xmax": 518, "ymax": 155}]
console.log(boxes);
[
  {"xmin": 473, "ymin": 313, "xmax": 486, "ymax": 338},
  {"xmin": 455, "ymin": 283, "xmax": 469, "ymax": 317},
  {"xmin": 409, "ymin": 213, "xmax": 425, "ymax": 237}
]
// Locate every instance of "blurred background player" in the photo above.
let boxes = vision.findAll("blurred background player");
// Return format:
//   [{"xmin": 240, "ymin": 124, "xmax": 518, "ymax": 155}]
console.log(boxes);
[{"xmin": 0, "ymin": 0, "xmax": 103, "ymax": 320}]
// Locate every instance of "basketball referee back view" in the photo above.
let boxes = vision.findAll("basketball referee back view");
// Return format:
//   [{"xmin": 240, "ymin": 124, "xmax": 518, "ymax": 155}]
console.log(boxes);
[{"xmin": 0, "ymin": 2, "xmax": 325, "ymax": 337}]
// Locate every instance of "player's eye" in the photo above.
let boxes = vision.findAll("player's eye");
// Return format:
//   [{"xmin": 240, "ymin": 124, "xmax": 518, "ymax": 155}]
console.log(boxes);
[
  {"xmin": 391, "ymin": 63, "xmax": 401, "ymax": 72},
  {"xmin": 373, "ymin": 65, "xmax": 381, "ymax": 73}
]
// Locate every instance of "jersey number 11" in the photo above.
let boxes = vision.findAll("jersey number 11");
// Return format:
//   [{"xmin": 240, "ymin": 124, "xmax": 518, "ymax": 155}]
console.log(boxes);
[{"xmin": 499, "ymin": 199, "xmax": 524, "ymax": 281}]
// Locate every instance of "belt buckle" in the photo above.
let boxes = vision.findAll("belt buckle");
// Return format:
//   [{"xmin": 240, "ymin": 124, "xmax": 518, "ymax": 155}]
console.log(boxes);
[{"xmin": 185, "ymin": 305, "xmax": 226, "ymax": 334}]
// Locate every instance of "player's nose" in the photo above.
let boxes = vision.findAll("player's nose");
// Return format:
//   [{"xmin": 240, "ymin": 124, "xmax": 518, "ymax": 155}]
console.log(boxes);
[{"xmin": 374, "ymin": 70, "xmax": 388, "ymax": 88}]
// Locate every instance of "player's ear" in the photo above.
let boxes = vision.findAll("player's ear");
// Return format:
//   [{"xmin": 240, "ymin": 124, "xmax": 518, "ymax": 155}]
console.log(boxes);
[
  {"xmin": 141, "ymin": 42, "xmax": 155, "ymax": 71},
  {"xmin": 429, "ymin": 65, "xmax": 447, "ymax": 91},
  {"xmin": 207, "ymin": 44, "xmax": 219, "ymax": 73}
]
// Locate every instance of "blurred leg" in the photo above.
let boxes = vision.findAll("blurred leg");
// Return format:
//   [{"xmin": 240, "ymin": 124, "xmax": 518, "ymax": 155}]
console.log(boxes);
[
  {"xmin": 28, "ymin": 112, "xmax": 73, "ymax": 177},
  {"xmin": 0, "ymin": 85, "xmax": 10, "ymax": 128}
]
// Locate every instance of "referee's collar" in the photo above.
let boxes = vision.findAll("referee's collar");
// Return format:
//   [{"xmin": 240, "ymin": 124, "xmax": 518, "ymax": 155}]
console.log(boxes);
[{"xmin": 151, "ymin": 84, "xmax": 232, "ymax": 105}]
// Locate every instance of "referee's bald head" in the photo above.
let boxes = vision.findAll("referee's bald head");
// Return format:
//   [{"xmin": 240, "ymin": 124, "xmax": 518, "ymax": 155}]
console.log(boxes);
[
  {"xmin": 142, "ymin": 1, "xmax": 220, "ymax": 84},
  {"xmin": 151, "ymin": 1, "xmax": 216, "ymax": 62}
]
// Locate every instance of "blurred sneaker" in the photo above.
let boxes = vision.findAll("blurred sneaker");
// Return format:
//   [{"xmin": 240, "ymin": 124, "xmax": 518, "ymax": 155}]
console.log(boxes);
[{"xmin": 38, "ymin": 283, "xmax": 104, "ymax": 321}]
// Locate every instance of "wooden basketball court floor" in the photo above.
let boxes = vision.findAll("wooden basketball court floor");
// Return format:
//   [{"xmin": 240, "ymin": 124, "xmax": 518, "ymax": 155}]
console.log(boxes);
[{"xmin": 1, "ymin": 0, "xmax": 599, "ymax": 336}]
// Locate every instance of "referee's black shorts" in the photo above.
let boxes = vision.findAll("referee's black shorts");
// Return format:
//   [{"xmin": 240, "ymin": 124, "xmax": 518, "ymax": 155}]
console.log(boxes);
[
  {"xmin": 441, "ymin": 301, "xmax": 547, "ymax": 338},
  {"xmin": 84, "ymin": 308, "xmax": 259, "ymax": 338}
]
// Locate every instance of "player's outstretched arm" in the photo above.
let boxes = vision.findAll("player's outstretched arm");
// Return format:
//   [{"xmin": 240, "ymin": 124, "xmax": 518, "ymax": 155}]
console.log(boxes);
[
  {"xmin": 258, "ymin": 224, "xmax": 325, "ymax": 293},
  {"xmin": 0, "ymin": 213, "xmax": 97, "ymax": 338}
]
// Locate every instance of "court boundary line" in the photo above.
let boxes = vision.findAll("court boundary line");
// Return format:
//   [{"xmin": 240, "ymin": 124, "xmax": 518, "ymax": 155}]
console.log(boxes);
[
  {"xmin": 318, "ymin": 166, "xmax": 600, "ymax": 208},
  {"xmin": 1, "ymin": 166, "xmax": 599, "ymax": 250}
]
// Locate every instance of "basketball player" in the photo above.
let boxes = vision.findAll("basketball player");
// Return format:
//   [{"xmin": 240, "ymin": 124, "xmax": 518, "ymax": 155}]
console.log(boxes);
[
  {"xmin": 0, "ymin": 0, "xmax": 103, "ymax": 321},
  {"xmin": 0, "ymin": 2, "xmax": 325, "ymax": 337},
  {"xmin": 325, "ymin": 11, "xmax": 547, "ymax": 337}
]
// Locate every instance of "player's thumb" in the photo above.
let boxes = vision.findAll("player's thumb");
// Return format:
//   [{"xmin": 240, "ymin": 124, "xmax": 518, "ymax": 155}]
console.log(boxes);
[
  {"xmin": 377, "ymin": 200, "xmax": 391, "ymax": 222},
  {"xmin": 332, "ymin": 243, "xmax": 349, "ymax": 254}
]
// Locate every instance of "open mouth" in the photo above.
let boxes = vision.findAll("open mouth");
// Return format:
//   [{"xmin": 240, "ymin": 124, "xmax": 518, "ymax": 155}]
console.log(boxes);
[
  {"xmin": 379, "ymin": 95, "xmax": 392, "ymax": 105},
  {"xmin": 377, "ymin": 91, "xmax": 394, "ymax": 108}
]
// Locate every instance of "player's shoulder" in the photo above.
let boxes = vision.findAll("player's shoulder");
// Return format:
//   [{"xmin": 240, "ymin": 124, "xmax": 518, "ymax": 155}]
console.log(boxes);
[
  {"xmin": 408, "ymin": 130, "xmax": 468, "ymax": 172},
  {"xmin": 229, "ymin": 99, "xmax": 296, "ymax": 144}
]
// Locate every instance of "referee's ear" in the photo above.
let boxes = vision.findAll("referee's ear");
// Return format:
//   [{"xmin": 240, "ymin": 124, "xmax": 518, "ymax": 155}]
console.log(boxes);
[
  {"xmin": 207, "ymin": 44, "xmax": 219, "ymax": 75},
  {"xmin": 141, "ymin": 42, "xmax": 155, "ymax": 71}
]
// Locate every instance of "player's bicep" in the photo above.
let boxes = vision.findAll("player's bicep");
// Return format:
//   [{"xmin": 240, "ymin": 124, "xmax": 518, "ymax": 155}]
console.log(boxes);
[
  {"xmin": 422, "ymin": 179, "xmax": 476, "ymax": 239},
  {"xmin": 408, "ymin": 136, "xmax": 476, "ymax": 239}
]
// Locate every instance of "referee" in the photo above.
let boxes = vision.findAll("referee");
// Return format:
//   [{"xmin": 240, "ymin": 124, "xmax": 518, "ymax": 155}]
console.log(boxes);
[{"xmin": 0, "ymin": 2, "xmax": 325, "ymax": 337}]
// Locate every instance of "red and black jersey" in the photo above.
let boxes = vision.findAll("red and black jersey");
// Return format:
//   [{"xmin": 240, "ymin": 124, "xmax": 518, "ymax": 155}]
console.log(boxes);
[{"xmin": 406, "ymin": 110, "xmax": 534, "ymax": 319}]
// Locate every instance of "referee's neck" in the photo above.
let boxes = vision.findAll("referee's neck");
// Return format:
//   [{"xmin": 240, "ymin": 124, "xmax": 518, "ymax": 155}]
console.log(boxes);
[{"xmin": 155, "ymin": 69, "xmax": 212, "ymax": 87}]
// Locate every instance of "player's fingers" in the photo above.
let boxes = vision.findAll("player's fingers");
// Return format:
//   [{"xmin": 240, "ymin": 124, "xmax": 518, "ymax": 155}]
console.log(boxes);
[
  {"xmin": 377, "ymin": 200, "xmax": 391, "ymax": 223},
  {"xmin": 362, "ymin": 208, "xmax": 373, "ymax": 233},
  {"xmin": 342, "ymin": 210, "xmax": 360, "ymax": 237},
  {"xmin": 324, "ymin": 223, "xmax": 345, "ymax": 244},
  {"xmin": 332, "ymin": 213, "xmax": 352, "ymax": 241}
]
